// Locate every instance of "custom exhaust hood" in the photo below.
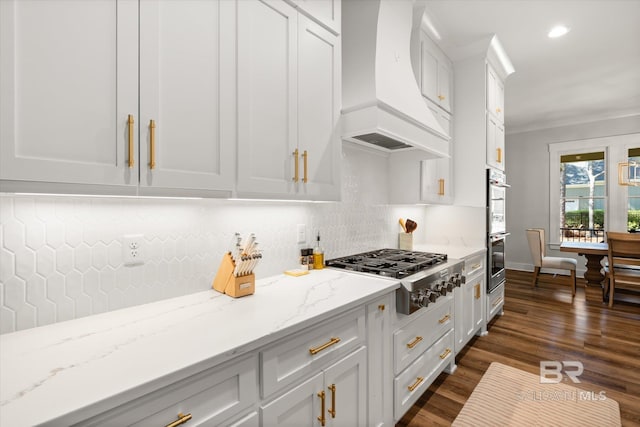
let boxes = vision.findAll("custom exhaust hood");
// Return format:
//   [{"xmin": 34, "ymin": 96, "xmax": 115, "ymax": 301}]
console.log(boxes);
[{"xmin": 342, "ymin": 0, "xmax": 449, "ymax": 158}]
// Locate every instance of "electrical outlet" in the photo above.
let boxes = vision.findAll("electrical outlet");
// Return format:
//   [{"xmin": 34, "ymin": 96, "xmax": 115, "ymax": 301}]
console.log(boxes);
[
  {"xmin": 297, "ymin": 224, "xmax": 306, "ymax": 244},
  {"xmin": 122, "ymin": 234, "xmax": 144, "ymax": 266}
]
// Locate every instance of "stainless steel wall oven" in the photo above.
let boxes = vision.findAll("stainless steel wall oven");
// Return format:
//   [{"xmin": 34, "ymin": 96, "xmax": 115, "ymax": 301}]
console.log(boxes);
[{"xmin": 487, "ymin": 168, "xmax": 509, "ymax": 293}]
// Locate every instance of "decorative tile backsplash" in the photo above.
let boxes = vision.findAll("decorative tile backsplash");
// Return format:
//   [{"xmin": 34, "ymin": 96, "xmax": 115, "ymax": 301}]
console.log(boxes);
[{"xmin": 0, "ymin": 145, "xmax": 427, "ymax": 334}]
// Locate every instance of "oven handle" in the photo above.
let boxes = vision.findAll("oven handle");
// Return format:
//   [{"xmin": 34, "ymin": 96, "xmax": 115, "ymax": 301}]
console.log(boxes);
[
  {"xmin": 489, "ymin": 180, "xmax": 511, "ymax": 188},
  {"xmin": 490, "ymin": 232, "xmax": 510, "ymax": 242}
]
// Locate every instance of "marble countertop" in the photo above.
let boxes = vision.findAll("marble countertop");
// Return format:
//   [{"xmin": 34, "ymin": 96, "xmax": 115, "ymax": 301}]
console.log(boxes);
[
  {"xmin": 414, "ymin": 243, "xmax": 486, "ymax": 260},
  {"xmin": 0, "ymin": 269, "xmax": 399, "ymax": 426}
]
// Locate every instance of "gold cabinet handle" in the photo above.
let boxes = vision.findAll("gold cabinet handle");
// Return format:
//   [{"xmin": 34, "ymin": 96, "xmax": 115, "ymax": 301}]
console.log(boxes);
[
  {"xmin": 127, "ymin": 114, "xmax": 135, "ymax": 168},
  {"xmin": 293, "ymin": 149, "xmax": 299, "ymax": 182},
  {"xmin": 439, "ymin": 348, "xmax": 452, "ymax": 360},
  {"xmin": 438, "ymin": 314, "xmax": 451, "ymax": 324},
  {"xmin": 471, "ymin": 263, "xmax": 481, "ymax": 270},
  {"xmin": 497, "ymin": 147, "xmax": 502, "ymax": 163},
  {"xmin": 378, "ymin": 304, "xmax": 385, "ymax": 311},
  {"xmin": 309, "ymin": 337, "xmax": 340, "ymax": 355},
  {"xmin": 406, "ymin": 336, "xmax": 423, "ymax": 349},
  {"xmin": 438, "ymin": 94, "xmax": 445, "ymax": 101},
  {"xmin": 407, "ymin": 376, "xmax": 424, "ymax": 392},
  {"xmin": 149, "ymin": 119, "xmax": 156, "ymax": 169},
  {"xmin": 165, "ymin": 412, "xmax": 192, "ymax": 427},
  {"xmin": 475, "ymin": 283, "xmax": 481, "ymax": 299},
  {"xmin": 317, "ymin": 390, "xmax": 326, "ymax": 426},
  {"xmin": 496, "ymin": 107, "xmax": 501, "ymax": 113},
  {"xmin": 302, "ymin": 150, "xmax": 308, "ymax": 183},
  {"xmin": 438, "ymin": 178, "xmax": 445, "ymax": 196},
  {"xmin": 328, "ymin": 384, "xmax": 336, "ymax": 418}
]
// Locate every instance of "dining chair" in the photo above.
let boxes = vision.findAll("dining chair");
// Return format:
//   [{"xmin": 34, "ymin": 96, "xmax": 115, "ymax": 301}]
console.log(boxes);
[
  {"xmin": 603, "ymin": 231, "xmax": 640, "ymax": 308},
  {"xmin": 526, "ymin": 228, "xmax": 577, "ymax": 296}
]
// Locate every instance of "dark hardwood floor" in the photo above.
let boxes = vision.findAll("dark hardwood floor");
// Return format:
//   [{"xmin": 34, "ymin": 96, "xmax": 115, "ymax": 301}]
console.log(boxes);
[{"xmin": 397, "ymin": 269, "xmax": 640, "ymax": 427}]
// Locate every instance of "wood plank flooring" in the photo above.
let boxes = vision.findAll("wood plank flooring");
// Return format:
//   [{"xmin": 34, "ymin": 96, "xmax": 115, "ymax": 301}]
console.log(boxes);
[{"xmin": 397, "ymin": 269, "xmax": 640, "ymax": 427}]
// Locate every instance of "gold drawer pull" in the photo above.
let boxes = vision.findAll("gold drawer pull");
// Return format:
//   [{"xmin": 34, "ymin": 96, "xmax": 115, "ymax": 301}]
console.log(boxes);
[
  {"xmin": 439, "ymin": 348, "xmax": 452, "ymax": 360},
  {"xmin": 438, "ymin": 314, "xmax": 451, "ymax": 324},
  {"xmin": 438, "ymin": 94, "xmax": 445, "ymax": 101},
  {"xmin": 475, "ymin": 283, "xmax": 481, "ymax": 299},
  {"xmin": 328, "ymin": 384, "xmax": 336, "ymax": 418},
  {"xmin": 165, "ymin": 412, "xmax": 192, "ymax": 427},
  {"xmin": 492, "ymin": 297, "xmax": 504, "ymax": 308},
  {"xmin": 438, "ymin": 178, "xmax": 445, "ymax": 196},
  {"xmin": 378, "ymin": 304, "xmax": 385, "ymax": 311},
  {"xmin": 309, "ymin": 337, "xmax": 340, "ymax": 355},
  {"xmin": 407, "ymin": 376, "xmax": 424, "ymax": 392},
  {"xmin": 318, "ymin": 390, "xmax": 326, "ymax": 426},
  {"xmin": 406, "ymin": 336, "xmax": 423, "ymax": 349},
  {"xmin": 127, "ymin": 114, "xmax": 135, "ymax": 168},
  {"xmin": 471, "ymin": 263, "xmax": 481, "ymax": 270}
]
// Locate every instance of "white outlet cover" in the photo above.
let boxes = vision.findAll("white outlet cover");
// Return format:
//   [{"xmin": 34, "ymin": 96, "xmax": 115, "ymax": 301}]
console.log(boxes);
[
  {"xmin": 122, "ymin": 234, "xmax": 144, "ymax": 266},
  {"xmin": 296, "ymin": 224, "xmax": 306, "ymax": 244}
]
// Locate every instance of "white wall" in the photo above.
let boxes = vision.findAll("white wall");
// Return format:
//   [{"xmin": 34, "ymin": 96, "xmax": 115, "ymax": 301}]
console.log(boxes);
[
  {"xmin": 505, "ymin": 114, "xmax": 640, "ymax": 272},
  {"xmin": 0, "ymin": 143, "xmax": 429, "ymax": 334}
]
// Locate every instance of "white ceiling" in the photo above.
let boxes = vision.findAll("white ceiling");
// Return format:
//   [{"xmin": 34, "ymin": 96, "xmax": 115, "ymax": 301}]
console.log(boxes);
[{"xmin": 424, "ymin": 0, "xmax": 640, "ymax": 134}]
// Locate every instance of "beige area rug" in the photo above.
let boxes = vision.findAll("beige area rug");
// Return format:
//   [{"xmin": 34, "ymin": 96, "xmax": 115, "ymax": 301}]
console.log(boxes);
[{"xmin": 452, "ymin": 362, "xmax": 621, "ymax": 427}]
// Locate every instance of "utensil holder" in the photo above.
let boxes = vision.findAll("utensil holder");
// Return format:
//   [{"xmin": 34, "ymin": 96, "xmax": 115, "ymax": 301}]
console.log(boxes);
[
  {"xmin": 212, "ymin": 253, "xmax": 255, "ymax": 298},
  {"xmin": 398, "ymin": 233, "xmax": 413, "ymax": 250}
]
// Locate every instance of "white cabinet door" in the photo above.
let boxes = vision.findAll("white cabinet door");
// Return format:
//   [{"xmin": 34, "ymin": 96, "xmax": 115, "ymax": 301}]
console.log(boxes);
[
  {"xmin": 324, "ymin": 347, "xmax": 367, "ymax": 427},
  {"xmin": 486, "ymin": 64, "xmax": 504, "ymax": 123},
  {"xmin": 421, "ymin": 157, "xmax": 453, "ymax": 204},
  {"xmin": 472, "ymin": 278, "xmax": 485, "ymax": 331},
  {"xmin": 297, "ymin": 14, "xmax": 341, "ymax": 200},
  {"xmin": 420, "ymin": 32, "xmax": 453, "ymax": 114},
  {"xmin": 486, "ymin": 115, "xmax": 505, "ymax": 170},
  {"xmin": 138, "ymin": 0, "xmax": 235, "ymax": 193},
  {"xmin": 293, "ymin": 0, "xmax": 341, "ymax": 34},
  {"xmin": 366, "ymin": 296, "xmax": 393, "ymax": 427},
  {"xmin": 420, "ymin": 46, "xmax": 439, "ymax": 104},
  {"xmin": 437, "ymin": 61, "xmax": 452, "ymax": 113},
  {"xmin": 0, "ymin": 0, "xmax": 138, "ymax": 188},
  {"xmin": 237, "ymin": 0, "xmax": 298, "ymax": 197},
  {"xmin": 261, "ymin": 372, "xmax": 324, "ymax": 427}
]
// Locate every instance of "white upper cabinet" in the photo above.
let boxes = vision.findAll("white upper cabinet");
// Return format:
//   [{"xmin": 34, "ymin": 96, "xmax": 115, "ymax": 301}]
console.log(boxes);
[
  {"xmin": 419, "ymin": 32, "xmax": 453, "ymax": 114},
  {"xmin": 138, "ymin": 0, "xmax": 235, "ymax": 194},
  {"xmin": 0, "ymin": 0, "xmax": 235, "ymax": 196},
  {"xmin": 0, "ymin": 0, "xmax": 138, "ymax": 190},
  {"xmin": 486, "ymin": 63, "xmax": 505, "ymax": 124},
  {"xmin": 486, "ymin": 114, "xmax": 505, "ymax": 171},
  {"xmin": 237, "ymin": 0, "xmax": 341, "ymax": 200},
  {"xmin": 421, "ymin": 157, "xmax": 453, "ymax": 204},
  {"xmin": 291, "ymin": 0, "xmax": 341, "ymax": 34}
]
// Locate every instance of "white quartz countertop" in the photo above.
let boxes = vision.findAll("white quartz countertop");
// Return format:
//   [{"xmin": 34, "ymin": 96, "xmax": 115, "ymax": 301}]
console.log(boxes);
[
  {"xmin": 0, "ymin": 269, "xmax": 399, "ymax": 426},
  {"xmin": 413, "ymin": 243, "xmax": 486, "ymax": 260}
]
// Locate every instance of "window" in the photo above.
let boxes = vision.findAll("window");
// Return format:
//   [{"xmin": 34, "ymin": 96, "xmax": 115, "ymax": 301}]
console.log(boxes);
[
  {"xmin": 627, "ymin": 148, "xmax": 640, "ymax": 232},
  {"xmin": 559, "ymin": 151, "xmax": 606, "ymax": 242},
  {"xmin": 549, "ymin": 134, "xmax": 639, "ymax": 245}
]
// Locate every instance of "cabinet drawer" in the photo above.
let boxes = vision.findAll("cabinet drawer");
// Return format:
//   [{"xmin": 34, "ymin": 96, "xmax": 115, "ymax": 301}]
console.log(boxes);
[
  {"xmin": 261, "ymin": 307, "xmax": 365, "ymax": 398},
  {"xmin": 488, "ymin": 281, "xmax": 505, "ymax": 321},
  {"xmin": 393, "ymin": 297, "xmax": 453, "ymax": 375},
  {"xmin": 79, "ymin": 355, "xmax": 257, "ymax": 427},
  {"xmin": 394, "ymin": 329, "xmax": 454, "ymax": 421},
  {"xmin": 464, "ymin": 253, "xmax": 484, "ymax": 278}
]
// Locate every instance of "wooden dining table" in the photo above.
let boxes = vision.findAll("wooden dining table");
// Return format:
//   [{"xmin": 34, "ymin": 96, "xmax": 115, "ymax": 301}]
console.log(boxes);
[{"xmin": 559, "ymin": 241, "xmax": 608, "ymax": 288}]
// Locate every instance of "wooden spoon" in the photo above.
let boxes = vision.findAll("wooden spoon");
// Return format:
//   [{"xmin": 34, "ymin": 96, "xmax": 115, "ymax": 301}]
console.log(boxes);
[
  {"xmin": 398, "ymin": 218, "xmax": 407, "ymax": 233},
  {"xmin": 405, "ymin": 219, "xmax": 418, "ymax": 233}
]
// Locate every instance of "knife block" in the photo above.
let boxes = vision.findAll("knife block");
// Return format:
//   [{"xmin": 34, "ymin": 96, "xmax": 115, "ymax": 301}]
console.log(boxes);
[
  {"xmin": 398, "ymin": 233, "xmax": 413, "ymax": 250},
  {"xmin": 212, "ymin": 253, "xmax": 255, "ymax": 298}
]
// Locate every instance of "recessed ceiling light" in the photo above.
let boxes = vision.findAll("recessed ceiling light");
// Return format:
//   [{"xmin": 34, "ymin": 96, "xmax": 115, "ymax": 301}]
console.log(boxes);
[{"xmin": 548, "ymin": 25, "xmax": 570, "ymax": 38}]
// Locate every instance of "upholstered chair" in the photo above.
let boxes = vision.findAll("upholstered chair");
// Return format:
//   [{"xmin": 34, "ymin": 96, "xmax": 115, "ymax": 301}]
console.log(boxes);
[{"xmin": 526, "ymin": 228, "xmax": 577, "ymax": 296}]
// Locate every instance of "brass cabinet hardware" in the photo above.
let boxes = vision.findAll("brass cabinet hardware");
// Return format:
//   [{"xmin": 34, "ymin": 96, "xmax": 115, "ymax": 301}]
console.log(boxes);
[
  {"xmin": 406, "ymin": 336, "xmax": 423, "ymax": 349},
  {"xmin": 471, "ymin": 263, "xmax": 481, "ymax": 270},
  {"xmin": 127, "ymin": 114, "xmax": 135, "ymax": 168},
  {"xmin": 317, "ymin": 390, "xmax": 326, "ymax": 426},
  {"xmin": 475, "ymin": 283, "xmax": 481, "ymax": 299},
  {"xmin": 438, "ymin": 178, "xmax": 445, "ymax": 196},
  {"xmin": 497, "ymin": 147, "xmax": 502, "ymax": 163},
  {"xmin": 309, "ymin": 337, "xmax": 340, "ymax": 355},
  {"xmin": 165, "ymin": 412, "xmax": 192, "ymax": 427},
  {"xmin": 496, "ymin": 107, "xmax": 502, "ymax": 113},
  {"xmin": 378, "ymin": 304, "xmax": 385, "ymax": 311},
  {"xmin": 492, "ymin": 297, "xmax": 504, "ymax": 308},
  {"xmin": 438, "ymin": 94, "xmax": 445, "ymax": 101},
  {"xmin": 407, "ymin": 376, "xmax": 424, "ymax": 392},
  {"xmin": 438, "ymin": 314, "xmax": 450, "ymax": 324},
  {"xmin": 302, "ymin": 150, "xmax": 308, "ymax": 183},
  {"xmin": 439, "ymin": 348, "xmax": 452, "ymax": 360},
  {"xmin": 293, "ymin": 149, "xmax": 299, "ymax": 182},
  {"xmin": 149, "ymin": 119, "xmax": 156, "ymax": 169},
  {"xmin": 328, "ymin": 384, "xmax": 336, "ymax": 418}
]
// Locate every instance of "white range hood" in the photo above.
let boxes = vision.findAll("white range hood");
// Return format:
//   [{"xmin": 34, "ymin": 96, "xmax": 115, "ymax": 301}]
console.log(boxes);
[{"xmin": 342, "ymin": 0, "xmax": 449, "ymax": 158}]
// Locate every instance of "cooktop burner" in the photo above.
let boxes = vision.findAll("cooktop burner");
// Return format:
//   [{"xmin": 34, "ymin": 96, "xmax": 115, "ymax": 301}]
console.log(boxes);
[{"xmin": 325, "ymin": 248, "xmax": 448, "ymax": 279}]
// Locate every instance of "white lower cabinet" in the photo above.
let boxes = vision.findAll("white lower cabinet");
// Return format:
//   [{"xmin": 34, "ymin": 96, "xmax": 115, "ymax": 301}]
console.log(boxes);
[
  {"xmin": 454, "ymin": 253, "xmax": 486, "ymax": 353},
  {"xmin": 77, "ymin": 355, "xmax": 257, "ymax": 427},
  {"xmin": 366, "ymin": 294, "xmax": 394, "ymax": 427},
  {"xmin": 260, "ymin": 346, "xmax": 367, "ymax": 427}
]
